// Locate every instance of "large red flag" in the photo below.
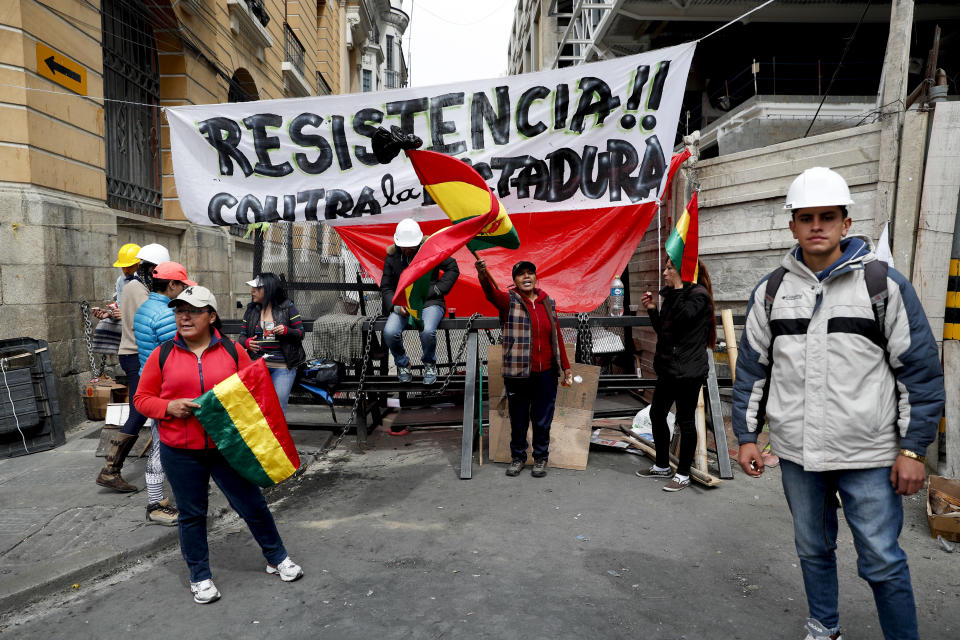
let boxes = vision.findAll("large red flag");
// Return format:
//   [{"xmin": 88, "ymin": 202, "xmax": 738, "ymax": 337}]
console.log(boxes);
[
  {"xmin": 336, "ymin": 150, "xmax": 690, "ymax": 314},
  {"xmin": 391, "ymin": 150, "xmax": 501, "ymax": 307}
]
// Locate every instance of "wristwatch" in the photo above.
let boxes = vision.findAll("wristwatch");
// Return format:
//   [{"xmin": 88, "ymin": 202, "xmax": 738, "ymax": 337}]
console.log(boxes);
[{"xmin": 898, "ymin": 449, "xmax": 926, "ymax": 463}]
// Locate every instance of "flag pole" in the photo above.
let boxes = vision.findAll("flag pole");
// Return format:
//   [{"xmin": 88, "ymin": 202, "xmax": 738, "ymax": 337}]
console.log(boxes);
[{"xmin": 470, "ymin": 246, "xmax": 501, "ymax": 291}]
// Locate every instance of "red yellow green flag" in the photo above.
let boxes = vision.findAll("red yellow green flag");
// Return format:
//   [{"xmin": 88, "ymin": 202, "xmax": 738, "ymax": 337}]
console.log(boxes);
[
  {"xmin": 665, "ymin": 191, "xmax": 699, "ymax": 282},
  {"xmin": 409, "ymin": 150, "xmax": 519, "ymax": 251},
  {"xmin": 192, "ymin": 358, "xmax": 300, "ymax": 487},
  {"xmin": 402, "ymin": 270, "xmax": 431, "ymax": 330},
  {"xmin": 393, "ymin": 150, "xmax": 505, "ymax": 307}
]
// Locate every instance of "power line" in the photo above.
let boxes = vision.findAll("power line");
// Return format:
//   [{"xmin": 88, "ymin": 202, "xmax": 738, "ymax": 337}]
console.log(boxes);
[{"xmin": 804, "ymin": 0, "xmax": 872, "ymax": 137}]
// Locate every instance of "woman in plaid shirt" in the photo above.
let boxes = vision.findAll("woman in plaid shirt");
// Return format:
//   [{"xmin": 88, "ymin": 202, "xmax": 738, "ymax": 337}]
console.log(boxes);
[{"xmin": 476, "ymin": 259, "xmax": 572, "ymax": 478}]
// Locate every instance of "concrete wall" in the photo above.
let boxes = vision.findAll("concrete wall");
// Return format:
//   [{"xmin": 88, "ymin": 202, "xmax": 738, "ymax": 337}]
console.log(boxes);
[{"xmin": 0, "ymin": 182, "xmax": 257, "ymax": 427}]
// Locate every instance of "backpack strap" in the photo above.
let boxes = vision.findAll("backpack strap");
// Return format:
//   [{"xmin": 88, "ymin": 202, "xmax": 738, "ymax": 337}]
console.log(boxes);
[
  {"xmin": 763, "ymin": 266, "xmax": 787, "ymax": 321},
  {"xmin": 864, "ymin": 260, "xmax": 889, "ymax": 349},
  {"xmin": 219, "ymin": 335, "xmax": 240, "ymax": 368},
  {"xmin": 157, "ymin": 336, "xmax": 239, "ymax": 371},
  {"xmin": 158, "ymin": 340, "xmax": 175, "ymax": 371}
]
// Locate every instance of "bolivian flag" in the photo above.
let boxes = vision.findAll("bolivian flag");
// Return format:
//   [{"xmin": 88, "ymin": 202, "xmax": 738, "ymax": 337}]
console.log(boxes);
[
  {"xmin": 402, "ymin": 270, "xmax": 431, "ymax": 330},
  {"xmin": 665, "ymin": 191, "xmax": 699, "ymax": 283},
  {"xmin": 393, "ymin": 150, "xmax": 508, "ymax": 308},
  {"xmin": 408, "ymin": 150, "xmax": 519, "ymax": 251},
  {"xmin": 192, "ymin": 359, "xmax": 300, "ymax": 487}
]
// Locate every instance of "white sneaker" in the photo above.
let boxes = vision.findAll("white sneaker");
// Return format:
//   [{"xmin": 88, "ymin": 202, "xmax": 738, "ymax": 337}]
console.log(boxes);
[
  {"xmin": 803, "ymin": 618, "xmax": 842, "ymax": 640},
  {"xmin": 266, "ymin": 556, "xmax": 303, "ymax": 582},
  {"xmin": 190, "ymin": 579, "xmax": 221, "ymax": 604}
]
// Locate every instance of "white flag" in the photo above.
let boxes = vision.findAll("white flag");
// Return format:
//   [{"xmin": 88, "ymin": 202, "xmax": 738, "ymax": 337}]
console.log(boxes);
[{"xmin": 876, "ymin": 222, "xmax": 894, "ymax": 268}]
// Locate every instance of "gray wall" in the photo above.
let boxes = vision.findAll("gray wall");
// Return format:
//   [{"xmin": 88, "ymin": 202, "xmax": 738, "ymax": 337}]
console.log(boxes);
[{"xmin": 0, "ymin": 182, "xmax": 257, "ymax": 428}]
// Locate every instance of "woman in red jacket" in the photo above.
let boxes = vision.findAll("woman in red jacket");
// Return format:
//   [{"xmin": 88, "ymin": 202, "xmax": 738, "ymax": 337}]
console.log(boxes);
[{"xmin": 135, "ymin": 286, "xmax": 303, "ymax": 605}]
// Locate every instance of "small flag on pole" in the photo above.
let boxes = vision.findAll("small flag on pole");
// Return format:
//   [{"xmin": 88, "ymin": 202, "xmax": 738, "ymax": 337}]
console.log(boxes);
[
  {"xmin": 665, "ymin": 191, "xmax": 699, "ymax": 282},
  {"xmin": 192, "ymin": 359, "xmax": 300, "ymax": 487}
]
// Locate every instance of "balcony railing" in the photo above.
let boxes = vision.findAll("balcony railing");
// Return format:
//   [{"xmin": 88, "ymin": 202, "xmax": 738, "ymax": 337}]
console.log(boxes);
[{"xmin": 285, "ymin": 25, "xmax": 305, "ymax": 78}]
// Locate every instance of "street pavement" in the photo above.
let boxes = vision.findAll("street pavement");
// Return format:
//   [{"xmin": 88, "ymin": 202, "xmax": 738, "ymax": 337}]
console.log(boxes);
[{"xmin": 0, "ymin": 422, "xmax": 958, "ymax": 639}]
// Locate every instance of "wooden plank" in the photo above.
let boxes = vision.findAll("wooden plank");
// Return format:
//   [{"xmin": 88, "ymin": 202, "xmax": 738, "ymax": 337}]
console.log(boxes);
[
  {"xmin": 706, "ymin": 348, "xmax": 733, "ymax": 479},
  {"xmin": 697, "ymin": 122, "xmax": 881, "ymax": 172},
  {"xmin": 459, "ymin": 332, "xmax": 478, "ymax": 479},
  {"xmin": 694, "ymin": 388, "xmax": 707, "ymax": 472},
  {"xmin": 891, "ymin": 109, "xmax": 930, "ymax": 276},
  {"xmin": 943, "ymin": 340, "xmax": 960, "ymax": 477},
  {"xmin": 912, "ymin": 102, "xmax": 960, "ymax": 344},
  {"xmin": 617, "ymin": 428, "xmax": 723, "ymax": 488}
]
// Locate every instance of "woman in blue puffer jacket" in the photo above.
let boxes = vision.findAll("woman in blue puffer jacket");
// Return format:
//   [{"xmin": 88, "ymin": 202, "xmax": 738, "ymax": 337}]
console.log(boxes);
[{"xmin": 132, "ymin": 261, "xmax": 195, "ymax": 526}]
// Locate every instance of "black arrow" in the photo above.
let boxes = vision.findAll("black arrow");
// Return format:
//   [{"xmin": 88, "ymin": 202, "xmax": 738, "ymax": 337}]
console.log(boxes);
[{"xmin": 45, "ymin": 56, "xmax": 81, "ymax": 83}]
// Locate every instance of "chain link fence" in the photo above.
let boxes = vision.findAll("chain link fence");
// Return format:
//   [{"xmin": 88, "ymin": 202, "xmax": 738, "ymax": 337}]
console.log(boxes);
[{"xmin": 253, "ymin": 223, "xmax": 625, "ymax": 382}]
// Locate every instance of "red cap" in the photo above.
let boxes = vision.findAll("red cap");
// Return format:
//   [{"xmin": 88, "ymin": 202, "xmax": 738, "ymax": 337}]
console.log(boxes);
[{"xmin": 152, "ymin": 261, "xmax": 197, "ymax": 287}]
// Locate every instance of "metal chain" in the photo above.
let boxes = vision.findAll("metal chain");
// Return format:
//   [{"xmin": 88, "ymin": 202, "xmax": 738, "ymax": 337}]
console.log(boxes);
[
  {"xmin": 306, "ymin": 313, "xmax": 380, "ymax": 459},
  {"xmin": 79, "ymin": 301, "xmax": 106, "ymax": 377},
  {"xmin": 576, "ymin": 312, "xmax": 594, "ymax": 365},
  {"xmin": 299, "ymin": 312, "xmax": 479, "ymax": 460},
  {"xmin": 429, "ymin": 312, "xmax": 481, "ymax": 398}
]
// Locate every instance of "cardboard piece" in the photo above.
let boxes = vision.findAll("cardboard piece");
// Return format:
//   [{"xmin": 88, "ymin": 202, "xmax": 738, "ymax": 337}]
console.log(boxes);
[
  {"xmin": 104, "ymin": 402, "xmax": 129, "ymax": 426},
  {"xmin": 927, "ymin": 476, "xmax": 960, "ymax": 542},
  {"xmin": 82, "ymin": 377, "xmax": 127, "ymax": 421},
  {"xmin": 487, "ymin": 344, "xmax": 600, "ymax": 471}
]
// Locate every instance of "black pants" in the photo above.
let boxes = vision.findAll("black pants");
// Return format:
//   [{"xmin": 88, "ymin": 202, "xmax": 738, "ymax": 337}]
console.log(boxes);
[
  {"xmin": 650, "ymin": 375, "xmax": 703, "ymax": 476},
  {"xmin": 504, "ymin": 370, "xmax": 558, "ymax": 463},
  {"xmin": 119, "ymin": 353, "xmax": 148, "ymax": 436}
]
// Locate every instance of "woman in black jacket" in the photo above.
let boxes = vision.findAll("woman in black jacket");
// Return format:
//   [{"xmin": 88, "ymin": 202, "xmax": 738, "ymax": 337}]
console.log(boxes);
[
  {"xmin": 638, "ymin": 258, "xmax": 715, "ymax": 492},
  {"xmin": 238, "ymin": 273, "xmax": 307, "ymax": 412}
]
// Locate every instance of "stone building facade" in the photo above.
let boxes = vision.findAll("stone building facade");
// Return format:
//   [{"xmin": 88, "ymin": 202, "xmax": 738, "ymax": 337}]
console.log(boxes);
[{"xmin": 0, "ymin": 0, "xmax": 408, "ymax": 427}]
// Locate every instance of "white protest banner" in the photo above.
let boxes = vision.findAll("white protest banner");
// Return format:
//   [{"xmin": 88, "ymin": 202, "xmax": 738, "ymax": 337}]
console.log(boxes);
[{"xmin": 166, "ymin": 42, "xmax": 695, "ymax": 226}]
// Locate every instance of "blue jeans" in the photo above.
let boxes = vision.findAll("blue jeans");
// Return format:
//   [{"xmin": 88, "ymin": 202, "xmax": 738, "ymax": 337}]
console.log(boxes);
[
  {"xmin": 504, "ymin": 370, "xmax": 558, "ymax": 462},
  {"xmin": 383, "ymin": 304, "xmax": 444, "ymax": 367},
  {"xmin": 780, "ymin": 459, "xmax": 918, "ymax": 639},
  {"xmin": 119, "ymin": 353, "xmax": 148, "ymax": 435},
  {"xmin": 269, "ymin": 367, "xmax": 298, "ymax": 413},
  {"xmin": 159, "ymin": 443, "xmax": 288, "ymax": 583}
]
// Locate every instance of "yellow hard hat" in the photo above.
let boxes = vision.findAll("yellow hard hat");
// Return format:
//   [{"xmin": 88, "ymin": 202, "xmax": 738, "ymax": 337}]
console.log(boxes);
[{"xmin": 113, "ymin": 243, "xmax": 142, "ymax": 267}]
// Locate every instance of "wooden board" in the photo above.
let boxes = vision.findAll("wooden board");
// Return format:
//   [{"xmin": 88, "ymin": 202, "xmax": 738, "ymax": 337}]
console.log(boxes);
[{"xmin": 487, "ymin": 344, "xmax": 600, "ymax": 470}]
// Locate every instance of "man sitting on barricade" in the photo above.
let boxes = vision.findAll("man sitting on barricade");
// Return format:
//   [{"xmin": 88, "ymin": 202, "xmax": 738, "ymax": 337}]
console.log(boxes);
[{"xmin": 380, "ymin": 218, "xmax": 460, "ymax": 391}]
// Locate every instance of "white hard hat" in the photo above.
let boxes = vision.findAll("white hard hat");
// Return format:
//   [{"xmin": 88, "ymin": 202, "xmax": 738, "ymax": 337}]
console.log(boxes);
[
  {"xmin": 136, "ymin": 243, "xmax": 171, "ymax": 265},
  {"xmin": 393, "ymin": 218, "xmax": 423, "ymax": 247},
  {"xmin": 784, "ymin": 167, "xmax": 854, "ymax": 210}
]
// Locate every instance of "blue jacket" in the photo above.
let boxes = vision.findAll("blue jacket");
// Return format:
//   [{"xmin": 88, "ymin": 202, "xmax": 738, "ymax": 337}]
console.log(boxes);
[{"xmin": 133, "ymin": 293, "xmax": 178, "ymax": 372}]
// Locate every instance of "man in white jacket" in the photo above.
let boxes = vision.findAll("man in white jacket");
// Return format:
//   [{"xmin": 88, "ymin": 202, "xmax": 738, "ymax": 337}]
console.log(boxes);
[{"xmin": 733, "ymin": 168, "xmax": 944, "ymax": 640}]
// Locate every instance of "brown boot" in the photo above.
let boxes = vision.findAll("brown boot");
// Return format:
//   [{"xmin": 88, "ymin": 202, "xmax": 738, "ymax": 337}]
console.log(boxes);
[{"xmin": 95, "ymin": 432, "xmax": 139, "ymax": 492}]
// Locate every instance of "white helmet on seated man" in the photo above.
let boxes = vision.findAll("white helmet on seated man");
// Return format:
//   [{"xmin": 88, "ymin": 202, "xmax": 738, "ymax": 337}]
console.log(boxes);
[{"xmin": 393, "ymin": 218, "xmax": 423, "ymax": 250}]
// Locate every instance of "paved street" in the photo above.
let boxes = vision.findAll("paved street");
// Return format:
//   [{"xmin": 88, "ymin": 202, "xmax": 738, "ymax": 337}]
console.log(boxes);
[{"xmin": 1, "ymin": 427, "xmax": 958, "ymax": 639}]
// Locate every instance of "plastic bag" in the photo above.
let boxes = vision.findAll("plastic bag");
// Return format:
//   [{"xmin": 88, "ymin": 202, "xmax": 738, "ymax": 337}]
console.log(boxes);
[{"xmin": 630, "ymin": 405, "xmax": 674, "ymax": 441}]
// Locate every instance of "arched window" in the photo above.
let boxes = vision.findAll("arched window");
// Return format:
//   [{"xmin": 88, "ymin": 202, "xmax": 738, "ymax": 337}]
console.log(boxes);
[{"xmin": 101, "ymin": 0, "xmax": 161, "ymax": 217}]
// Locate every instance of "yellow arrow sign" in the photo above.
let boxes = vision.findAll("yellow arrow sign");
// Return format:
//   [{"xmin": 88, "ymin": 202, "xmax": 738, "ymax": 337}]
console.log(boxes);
[{"xmin": 36, "ymin": 42, "xmax": 87, "ymax": 96}]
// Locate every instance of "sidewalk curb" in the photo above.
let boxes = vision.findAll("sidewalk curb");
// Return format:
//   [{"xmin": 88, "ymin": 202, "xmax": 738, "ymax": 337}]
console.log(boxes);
[{"xmin": 0, "ymin": 429, "xmax": 333, "ymax": 618}]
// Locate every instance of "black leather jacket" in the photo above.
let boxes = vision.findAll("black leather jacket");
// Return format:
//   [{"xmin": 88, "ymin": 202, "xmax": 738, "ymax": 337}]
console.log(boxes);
[
  {"xmin": 238, "ymin": 299, "xmax": 307, "ymax": 368},
  {"xmin": 648, "ymin": 283, "xmax": 713, "ymax": 380},
  {"xmin": 380, "ymin": 244, "xmax": 460, "ymax": 311}
]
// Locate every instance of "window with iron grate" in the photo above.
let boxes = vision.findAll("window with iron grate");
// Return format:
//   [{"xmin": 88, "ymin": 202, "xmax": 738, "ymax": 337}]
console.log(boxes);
[{"xmin": 101, "ymin": 0, "xmax": 162, "ymax": 218}]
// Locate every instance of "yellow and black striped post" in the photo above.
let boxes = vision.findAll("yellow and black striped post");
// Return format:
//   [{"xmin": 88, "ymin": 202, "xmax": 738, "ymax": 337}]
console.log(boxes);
[{"xmin": 945, "ymin": 259, "xmax": 960, "ymax": 340}]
